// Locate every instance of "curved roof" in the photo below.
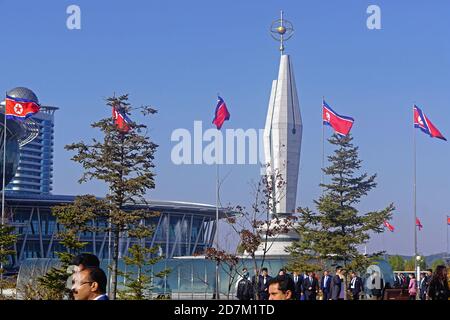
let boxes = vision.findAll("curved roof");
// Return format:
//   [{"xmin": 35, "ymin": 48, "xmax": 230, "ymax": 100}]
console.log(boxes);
[{"xmin": 5, "ymin": 192, "xmax": 232, "ymax": 217}]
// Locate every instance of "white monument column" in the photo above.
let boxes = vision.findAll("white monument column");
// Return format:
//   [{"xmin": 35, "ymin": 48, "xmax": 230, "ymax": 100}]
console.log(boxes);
[
  {"xmin": 263, "ymin": 54, "xmax": 302, "ymax": 215},
  {"xmin": 256, "ymin": 11, "xmax": 302, "ymax": 257}
]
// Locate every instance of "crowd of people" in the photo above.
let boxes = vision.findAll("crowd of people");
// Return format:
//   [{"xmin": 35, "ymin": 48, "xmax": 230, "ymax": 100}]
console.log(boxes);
[
  {"xmin": 65, "ymin": 253, "xmax": 450, "ymax": 301},
  {"xmin": 235, "ymin": 265, "xmax": 450, "ymax": 301},
  {"xmin": 394, "ymin": 266, "xmax": 450, "ymax": 300}
]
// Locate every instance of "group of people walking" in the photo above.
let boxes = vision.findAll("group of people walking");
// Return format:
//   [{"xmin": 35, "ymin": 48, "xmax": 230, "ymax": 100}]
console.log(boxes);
[
  {"xmin": 236, "ymin": 265, "xmax": 449, "ymax": 301},
  {"xmin": 236, "ymin": 266, "xmax": 364, "ymax": 301},
  {"xmin": 394, "ymin": 266, "xmax": 450, "ymax": 300}
]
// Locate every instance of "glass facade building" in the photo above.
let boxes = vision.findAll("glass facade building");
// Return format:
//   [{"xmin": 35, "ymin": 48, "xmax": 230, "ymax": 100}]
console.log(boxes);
[
  {"xmin": 6, "ymin": 106, "xmax": 57, "ymax": 195},
  {"xmin": 16, "ymin": 257, "xmax": 394, "ymax": 300},
  {"xmin": 6, "ymin": 193, "xmax": 227, "ymax": 268}
]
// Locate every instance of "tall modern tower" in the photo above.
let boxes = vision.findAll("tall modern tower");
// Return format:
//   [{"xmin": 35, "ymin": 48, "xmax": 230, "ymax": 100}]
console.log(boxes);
[
  {"xmin": 4, "ymin": 89, "xmax": 57, "ymax": 195},
  {"xmin": 263, "ymin": 12, "xmax": 302, "ymax": 216}
]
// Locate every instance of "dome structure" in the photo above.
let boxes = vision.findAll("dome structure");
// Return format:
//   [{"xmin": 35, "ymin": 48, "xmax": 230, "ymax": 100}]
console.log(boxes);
[
  {"xmin": 6, "ymin": 87, "xmax": 39, "ymax": 104},
  {"xmin": 0, "ymin": 87, "xmax": 40, "ymax": 189}
]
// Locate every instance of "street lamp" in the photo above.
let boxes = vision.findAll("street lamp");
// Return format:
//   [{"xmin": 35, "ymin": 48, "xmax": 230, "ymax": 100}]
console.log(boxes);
[{"xmin": 415, "ymin": 255, "xmax": 422, "ymax": 300}]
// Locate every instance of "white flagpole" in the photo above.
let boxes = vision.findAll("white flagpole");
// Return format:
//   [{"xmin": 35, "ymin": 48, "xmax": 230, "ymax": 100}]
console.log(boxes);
[
  {"xmin": 215, "ymin": 159, "xmax": 220, "ymax": 300},
  {"xmin": 1, "ymin": 93, "xmax": 7, "ymax": 225},
  {"xmin": 214, "ymin": 95, "xmax": 220, "ymax": 300},
  {"xmin": 413, "ymin": 104, "xmax": 420, "ymax": 298},
  {"xmin": 447, "ymin": 215, "xmax": 449, "ymax": 258},
  {"xmin": 321, "ymin": 97, "xmax": 325, "ymax": 194},
  {"xmin": 1, "ymin": 93, "xmax": 7, "ymax": 294}
]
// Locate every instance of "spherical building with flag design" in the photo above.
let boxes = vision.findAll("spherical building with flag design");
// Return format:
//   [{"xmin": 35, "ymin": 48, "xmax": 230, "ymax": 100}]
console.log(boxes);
[{"xmin": 0, "ymin": 87, "xmax": 42, "ymax": 189}]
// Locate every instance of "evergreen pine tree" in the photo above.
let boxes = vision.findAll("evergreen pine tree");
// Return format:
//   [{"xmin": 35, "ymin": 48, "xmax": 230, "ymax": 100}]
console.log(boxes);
[
  {"xmin": 0, "ymin": 223, "xmax": 16, "ymax": 298},
  {"xmin": 118, "ymin": 224, "xmax": 169, "ymax": 300},
  {"xmin": 36, "ymin": 195, "xmax": 104, "ymax": 299},
  {"xmin": 388, "ymin": 255, "xmax": 406, "ymax": 271},
  {"xmin": 288, "ymin": 134, "xmax": 395, "ymax": 273},
  {"xmin": 65, "ymin": 94, "xmax": 158, "ymax": 299}
]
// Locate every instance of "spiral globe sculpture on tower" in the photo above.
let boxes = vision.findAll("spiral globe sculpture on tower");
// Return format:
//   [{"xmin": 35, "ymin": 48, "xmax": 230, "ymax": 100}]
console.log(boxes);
[{"xmin": 0, "ymin": 87, "xmax": 40, "ymax": 189}]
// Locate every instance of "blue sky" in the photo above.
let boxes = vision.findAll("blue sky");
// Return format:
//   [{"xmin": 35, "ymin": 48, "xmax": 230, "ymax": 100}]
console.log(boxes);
[{"xmin": 1, "ymin": 0, "xmax": 450, "ymax": 256}]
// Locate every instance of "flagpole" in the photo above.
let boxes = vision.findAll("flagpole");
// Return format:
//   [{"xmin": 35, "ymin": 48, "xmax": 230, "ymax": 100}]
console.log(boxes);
[
  {"xmin": 445, "ymin": 216, "xmax": 449, "ymax": 259},
  {"xmin": 321, "ymin": 97, "xmax": 325, "ymax": 194},
  {"xmin": 107, "ymin": 188, "xmax": 112, "ymax": 297},
  {"xmin": 215, "ymin": 160, "xmax": 220, "ymax": 300},
  {"xmin": 2, "ymin": 93, "xmax": 7, "ymax": 225},
  {"xmin": 214, "ymin": 95, "xmax": 220, "ymax": 300},
  {"xmin": 413, "ymin": 104, "xmax": 419, "ymax": 294},
  {"xmin": 1, "ymin": 93, "xmax": 7, "ymax": 294}
]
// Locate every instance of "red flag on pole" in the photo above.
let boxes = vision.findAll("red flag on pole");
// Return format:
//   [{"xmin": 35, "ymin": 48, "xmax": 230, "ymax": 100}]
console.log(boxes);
[
  {"xmin": 416, "ymin": 218, "xmax": 423, "ymax": 231},
  {"xmin": 212, "ymin": 96, "xmax": 230, "ymax": 130},
  {"xmin": 5, "ymin": 95, "xmax": 40, "ymax": 121},
  {"xmin": 322, "ymin": 100, "xmax": 354, "ymax": 136},
  {"xmin": 447, "ymin": 216, "xmax": 450, "ymax": 225},
  {"xmin": 112, "ymin": 106, "xmax": 131, "ymax": 133},
  {"xmin": 384, "ymin": 220, "xmax": 395, "ymax": 232}
]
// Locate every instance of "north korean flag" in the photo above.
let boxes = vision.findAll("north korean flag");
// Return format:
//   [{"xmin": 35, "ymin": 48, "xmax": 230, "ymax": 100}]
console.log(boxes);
[
  {"xmin": 384, "ymin": 220, "xmax": 395, "ymax": 232},
  {"xmin": 322, "ymin": 100, "xmax": 354, "ymax": 136},
  {"xmin": 416, "ymin": 218, "xmax": 423, "ymax": 231},
  {"xmin": 5, "ymin": 95, "xmax": 40, "ymax": 121},
  {"xmin": 447, "ymin": 216, "xmax": 450, "ymax": 225},
  {"xmin": 212, "ymin": 96, "xmax": 230, "ymax": 130},
  {"xmin": 414, "ymin": 105, "xmax": 446, "ymax": 141},
  {"xmin": 112, "ymin": 106, "xmax": 131, "ymax": 133}
]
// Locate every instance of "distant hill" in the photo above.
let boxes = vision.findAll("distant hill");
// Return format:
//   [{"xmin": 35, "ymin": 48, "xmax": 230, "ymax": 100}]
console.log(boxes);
[{"xmin": 387, "ymin": 252, "xmax": 450, "ymax": 267}]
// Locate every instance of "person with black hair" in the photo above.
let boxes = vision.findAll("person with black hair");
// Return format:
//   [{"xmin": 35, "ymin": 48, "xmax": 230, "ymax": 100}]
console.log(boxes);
[
  {"xmin": 268, "ymin": 275, "xmax": 295, "ymax": 300},
  {"xmin": 407, "ymin": 273, "xmax": 417, "ymax": 300},
  {"xmin": 69, "ymin": 253, "xmax": 101, "ymax": 299},
  {"xmin": 427, "ymin": 265, "xmax": 449, "ymax": 300},
  {"xmin": 302, "ymin": 271, "xmax": 319, "ymax": 300},
  {"xmin": 254, "ymin": 267, "xmax": 271, "ymax": 300},
  {"xmin": 236, "ymin": 273, "xmax": 254, "ymax": 300},
  {"xmin": 320, "ymin": 270, "xmax": 332, "ymax": 300},
  {"xmin": 73, "ymin": 267, "xmax": 109, "ymax": 300},
  {"xmin": 292, "ymin": 271, "xmax": 304, "ymax": 300},
  {"xmin": 71, "ymin": 253, "xmax": 100, "ymax": 270},
  {"xmin": 330, "ymin": 266, "xmax": 343, "ymax": 300},
  {"xmin": 348, "ymin": 271, "xmax": 363, "ymax": 300},
  {"xmin": 424, "ymin": 269, "xmax": 433, "ymax": 299}
]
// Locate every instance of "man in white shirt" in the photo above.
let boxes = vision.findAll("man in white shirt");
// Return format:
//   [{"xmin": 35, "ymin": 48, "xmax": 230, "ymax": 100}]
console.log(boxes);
[
  {"xmin": 320, "ymin": 270, "xmax": 331, "ymax": 300},
  {"xmin": 292, "ymin": 271, "xmax": 303, "ymax": 300},
  {"xmin": 348, "ymin": 271, "xmax": 363, "ymax": 300}
]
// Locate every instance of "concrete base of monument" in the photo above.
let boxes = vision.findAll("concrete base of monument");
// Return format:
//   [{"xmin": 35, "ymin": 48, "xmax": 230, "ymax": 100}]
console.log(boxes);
[{"xmin": 254, "ymin": 228, "xmax": 300, "ymax": 258}]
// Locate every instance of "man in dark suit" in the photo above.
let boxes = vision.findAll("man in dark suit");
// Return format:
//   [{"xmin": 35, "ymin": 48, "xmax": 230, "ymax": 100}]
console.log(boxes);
[
  {"xmin": 236, "ymin": 274, "xmax": 255, "ymax": 300},
  {"xmin": 330, "ymin": 266, "xmax": 343, "ymax": 300},
  {"xmin": 393, "ymin": 273, "xmax": 402, "ymax": 288},
  {"xmin": 348, "ymin": 271, "xmax": 363, "ymax": 300},
  {"xmin": 320, "ymin": 270, "xmax": 332, "ymax": 300},
  {"xmin": 292, "ymin": 271, "xmax": 303, "ymax": 300},
  {"xmin": 424, "ymin": 269, "xmax": 433, "ymax": 299},
  {"xmin": 73, "ymin": 267, "xmax": 109, "ymax": 300},
  {"xmin": 302, "ymin": 271, "xmax": 319, "ymax": 300},
  {"xmin": 419, "ymin": 273, "xmax": 427, "ymax": 300},
  {"xmin": 254, "ymin": 267, "xmax": 271, "ymax": 300}
]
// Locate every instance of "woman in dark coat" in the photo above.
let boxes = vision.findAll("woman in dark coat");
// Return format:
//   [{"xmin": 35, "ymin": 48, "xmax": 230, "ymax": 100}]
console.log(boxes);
[{"xmin": 427, "ymin": 265, "xmax": 449, "ymax": 300}]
